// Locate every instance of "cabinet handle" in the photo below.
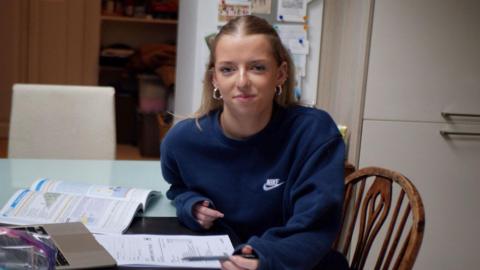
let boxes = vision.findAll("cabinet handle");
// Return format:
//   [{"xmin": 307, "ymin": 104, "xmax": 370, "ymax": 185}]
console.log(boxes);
[
  {"xmin": 440, "ymin": 131, "xmax": 480, "ymax": 137},
  {"xmin": 441, "ymin": 112, "xmax": 480, "ymax": 119}
]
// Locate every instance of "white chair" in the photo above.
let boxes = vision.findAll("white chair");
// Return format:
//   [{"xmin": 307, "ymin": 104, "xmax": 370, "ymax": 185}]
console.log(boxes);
[{"xmin": 8, "ymin": 84, "xmax": 116, "ymax": 159}]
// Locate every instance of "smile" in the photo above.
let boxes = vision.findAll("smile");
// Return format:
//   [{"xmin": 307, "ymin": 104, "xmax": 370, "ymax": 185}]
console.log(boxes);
[{"xmin": 233, "ymin": 94, "xmax": 255, "ymax": 101}]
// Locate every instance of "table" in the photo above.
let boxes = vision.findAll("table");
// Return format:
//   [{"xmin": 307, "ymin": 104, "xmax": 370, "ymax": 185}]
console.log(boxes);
[
  {"xmin": 0, "ymin": 159, "xmax": 231, "ymax": 269},
  {"xmin": 0, "ymin": 158, "xmax": 176, "ymax": 217}
]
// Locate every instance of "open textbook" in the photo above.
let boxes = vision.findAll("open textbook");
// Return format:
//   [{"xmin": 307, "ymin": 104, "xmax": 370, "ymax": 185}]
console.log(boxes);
[{"xmin": 0, "ymin": 178, "xmax": 160, "ymax": 234}]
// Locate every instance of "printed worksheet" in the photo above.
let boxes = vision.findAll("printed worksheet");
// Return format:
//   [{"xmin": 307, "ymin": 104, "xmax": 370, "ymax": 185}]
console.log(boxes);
[
  {"xmin": 94, "ymin": 234, "xmax": 235, "ymax": 268},
  {"xmin": 277, "ymin": 0, "xmax": 308, "ymax": 22}
]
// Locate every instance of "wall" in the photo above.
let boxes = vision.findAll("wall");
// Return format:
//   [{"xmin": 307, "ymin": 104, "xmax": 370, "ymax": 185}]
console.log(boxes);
[{"xmin": 174, "ymin": 0, "xmax": 217, "ymax": 118}]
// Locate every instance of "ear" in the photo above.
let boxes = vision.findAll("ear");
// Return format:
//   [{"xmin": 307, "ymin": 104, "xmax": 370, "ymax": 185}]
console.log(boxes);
[
  {"xmin": 276, "ymin": 61, "xmax": 288, "ymax": 86},
  {"xmin": 211, "ymin": 69, "xmax": 218, "ymax": 88}
]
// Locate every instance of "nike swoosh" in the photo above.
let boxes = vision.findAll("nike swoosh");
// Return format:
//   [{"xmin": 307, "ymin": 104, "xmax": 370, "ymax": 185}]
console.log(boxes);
[{"xmin": 262, "ymin": 182, "xmax": 285, "ymax": 191}]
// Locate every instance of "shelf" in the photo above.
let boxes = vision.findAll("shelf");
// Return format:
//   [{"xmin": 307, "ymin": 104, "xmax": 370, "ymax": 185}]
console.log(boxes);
[
  {"xmin": 101, "ymin": 15, "xmax": 177, "ymax": 25},
  {"xmin": 99, "ymin": 65, "xmax": 126, "ymax": 71}
]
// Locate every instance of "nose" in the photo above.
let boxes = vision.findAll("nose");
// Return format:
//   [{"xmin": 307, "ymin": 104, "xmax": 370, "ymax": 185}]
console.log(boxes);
[{"xmin": 236, "ymin": 68, "xmax": 250, "ymax": 89}]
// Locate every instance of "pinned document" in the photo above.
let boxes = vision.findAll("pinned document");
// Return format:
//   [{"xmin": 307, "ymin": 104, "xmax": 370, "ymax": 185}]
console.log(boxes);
[
  {"xmin": 274, "ymin": 24, "xmax": 309, "ymax": 77},
  {"xmin": 218, "ymin": 0, "xmax": 252, "ymax": 24},
  {"xmin": 252, "ymin": 0, "xmax": 272, "ymax": 14},
  {"xmin": 289, "ymin": 38, "xmax": 309, "ymax": 55},
  {"xmin": 277, "ymin": 0, "xmax": 308, "ymax": 22}
]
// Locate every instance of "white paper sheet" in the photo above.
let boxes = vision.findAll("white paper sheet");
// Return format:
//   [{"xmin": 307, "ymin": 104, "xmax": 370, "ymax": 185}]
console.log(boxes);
[
  {"xmin": 277, "ymin": 0, "xmax": 307, "ymax": 22},
  {"xmin": 218, "ymin": 0, "xmax": 252, "ymax": 24},
  {"xmin": 252, "ymin": 0, "xmax": 272, "ymax": 14},
  {"xmin": 274, "ymin": 24, "xmax": 308, "ymax": 76},
  {"xmin": 94, "ymin": 234, "xmax": 235, "ymax": 268}
]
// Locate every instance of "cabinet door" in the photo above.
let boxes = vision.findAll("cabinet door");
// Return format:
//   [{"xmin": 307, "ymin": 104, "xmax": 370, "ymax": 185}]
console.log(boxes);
[
  {"xmin": 360, "ymin": 120, "xmax": 480, "ymax": 269},
  {"xmin": 28, "ymin": 0, "xmax": 99, "ymax": 84},
  {"xmin": 0, "ymin": 0, "xmax": 28, "ymax": 137},
  {"xmin": 364, "ymin": 0, "xmax": 480, "ymax": 122}
]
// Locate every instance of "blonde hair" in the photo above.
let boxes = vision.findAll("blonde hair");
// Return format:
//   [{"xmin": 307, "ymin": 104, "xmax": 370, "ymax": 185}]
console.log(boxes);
[{"xmin": 194, "ymin": 15, "xmax": 297, "ymax": 120}]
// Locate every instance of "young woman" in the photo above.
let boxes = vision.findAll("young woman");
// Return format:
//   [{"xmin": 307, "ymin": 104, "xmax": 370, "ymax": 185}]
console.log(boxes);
[{"xmin": 161, "ymin": 15, "xmax": 348, "ymax": 270}]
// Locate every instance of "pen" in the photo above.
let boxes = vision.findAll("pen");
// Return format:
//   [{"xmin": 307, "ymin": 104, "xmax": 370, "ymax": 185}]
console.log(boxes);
[{"xmin": 182, "ymin": 254, "xmax": 257, "ymax": 261}]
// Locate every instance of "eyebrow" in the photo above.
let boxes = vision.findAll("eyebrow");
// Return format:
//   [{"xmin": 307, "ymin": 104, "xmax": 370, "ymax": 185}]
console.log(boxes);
[{"xmin": 216, "ymin": 59, "xmax": 270, "ymax": 65}]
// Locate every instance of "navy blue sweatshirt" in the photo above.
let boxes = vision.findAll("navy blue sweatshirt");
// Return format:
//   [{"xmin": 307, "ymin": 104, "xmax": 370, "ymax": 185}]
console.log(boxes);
[{"xmin": 161, "ymin": 105, "xmax": 345, "ymax": 270}]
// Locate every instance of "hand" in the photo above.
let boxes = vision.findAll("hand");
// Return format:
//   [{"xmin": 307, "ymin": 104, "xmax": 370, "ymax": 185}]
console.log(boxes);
[
  {"xmin": 221, "ymin": 245, "xmax": 259, "ymax": 270},
  {"xmin": 193, "ymin": 200, "xmax": 224, "ymax": 229}
]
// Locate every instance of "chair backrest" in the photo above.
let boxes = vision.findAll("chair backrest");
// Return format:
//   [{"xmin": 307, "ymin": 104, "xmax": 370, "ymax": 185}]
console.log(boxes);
[
  {"xmin": 333, "ymin": 167, "xmax": 425, "ymax": 270},
  {"xmin": 8, "ymin": 84, "xmax": 116, "ymax": 159}
]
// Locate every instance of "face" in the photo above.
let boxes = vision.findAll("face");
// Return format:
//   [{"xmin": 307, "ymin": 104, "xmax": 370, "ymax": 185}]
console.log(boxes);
[{"xmin": 212, "ymin": 34, "xmax": 287, "ymax": 119}]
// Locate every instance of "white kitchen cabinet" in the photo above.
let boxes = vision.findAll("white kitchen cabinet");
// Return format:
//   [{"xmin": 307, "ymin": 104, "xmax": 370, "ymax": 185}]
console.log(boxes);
[
  {"xmin": 359, "ymin": 0, "xmax": 480, "ymax": 269},
  {"xmin": 363, "ymin": 0, "xmax": 480, "ymax": 123},
  {"xmin": 360, "ymin": 120, "xmax": 480, "ymax": 269}
]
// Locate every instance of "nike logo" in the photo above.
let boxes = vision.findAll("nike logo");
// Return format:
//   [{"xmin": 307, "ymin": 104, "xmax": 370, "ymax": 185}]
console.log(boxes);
[{"xmin": 262, "ymin": 179, "xmax": 285, "ymax": 191}]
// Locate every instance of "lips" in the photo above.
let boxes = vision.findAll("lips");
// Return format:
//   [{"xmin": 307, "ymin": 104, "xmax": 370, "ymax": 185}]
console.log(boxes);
[{"xmin": 233, "ymin": 94, "xmax": 255, "ymax": 101}]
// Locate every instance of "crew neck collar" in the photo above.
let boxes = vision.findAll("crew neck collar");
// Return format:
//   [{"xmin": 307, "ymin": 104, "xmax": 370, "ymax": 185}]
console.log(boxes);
[{"xmin": 211, "ymin": 104, "xmax": 285, "ymax": 147}]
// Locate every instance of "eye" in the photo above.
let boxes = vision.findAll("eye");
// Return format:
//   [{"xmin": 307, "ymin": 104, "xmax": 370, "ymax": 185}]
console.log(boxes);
[
  {"xmin": 251, "ymin": 64, "xmax": 266, "ymax": 72},
  {"xmin": 218, "ymin": 66, "xmax": 235, "ymax": 75}
]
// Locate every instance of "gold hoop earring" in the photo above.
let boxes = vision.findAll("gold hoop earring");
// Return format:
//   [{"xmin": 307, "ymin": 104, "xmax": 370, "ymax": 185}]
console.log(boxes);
[
  {"xmin": 275, "ymin": 85, "xmax": 283, "ymax": 96},
  {"xmin": 213, "ymin": 88, "xmax": 223, "ymax": 100}
]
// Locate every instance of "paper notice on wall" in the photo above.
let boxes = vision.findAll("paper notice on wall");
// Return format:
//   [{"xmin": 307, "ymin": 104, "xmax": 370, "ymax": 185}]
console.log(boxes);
[
  {"xmin": 274, "ymin": 24, "xmax": 308, "ymax": 51},
  {"xmin": 274, "ymin": 24, "xmax": 308, "ymax": 76},
  {"xmin": 218, "ymin": 0, "xmax": 251, "ymax": 25},
  {"xmin": 291, "ymin": 53, "xmax": 307, "ymax": 77},
  {"xmin": 273, "ymin": 24, "xmax": 308, "ymax": 100},
  {"xmin": 252, "ymin": 0, "xmax": 272, "ymax": 14},
  {"xmin": 294, "ymin": 73, "xmax": 303, "ymax": 100},
  {"xmin": 288, "ymin": 39, "xmax": 309, "ymax": 55},
  {"xmin": 277, "ymin": 0, "xmax": 307, "ymax": 22}
]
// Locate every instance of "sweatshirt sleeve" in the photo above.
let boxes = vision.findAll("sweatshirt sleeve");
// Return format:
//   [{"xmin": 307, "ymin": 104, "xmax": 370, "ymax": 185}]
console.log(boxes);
[
  {"xmin": 160, "ymin": 137, "xmax": 210, "ymax": 231},
  {"xmin": 247, "ymin": 136, "xmax": 345, "ymax": 270}
]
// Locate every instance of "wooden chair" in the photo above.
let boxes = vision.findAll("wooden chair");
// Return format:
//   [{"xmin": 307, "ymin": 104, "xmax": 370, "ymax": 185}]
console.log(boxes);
[{"xmin": 333, "ymin": 167, "xmax": 425, "ymax": 270}]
